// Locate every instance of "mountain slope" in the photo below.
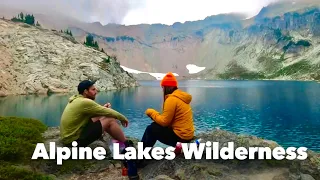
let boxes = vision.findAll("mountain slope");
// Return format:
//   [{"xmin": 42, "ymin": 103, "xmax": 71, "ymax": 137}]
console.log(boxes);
[
  {"xmin": 67, "ymin": 2, "xmax": 320, "ymax": 81},
  {"xmin": 1, "ymin": 1, "xmax": 320, "ymax": 81},
  {"xmin": 0, "ymin": 19, "xmax": 138, "ymax": 96},
  {"xmin": 68, "ymin": 13, "xmax": 246, "ymax": 76},
  {"xmin": 192, "ymin": 5, "xmax": 320, "ymax": 80},
  {"xmin": 78, "ymin": 3, "xmax": 320, "ymax": 81}
]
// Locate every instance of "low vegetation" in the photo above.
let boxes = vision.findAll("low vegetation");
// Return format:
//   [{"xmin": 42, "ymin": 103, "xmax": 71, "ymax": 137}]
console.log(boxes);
[
  {"xmin": 268, "ymin": 60, "xmax": 313, "ymax": 79},
  {"xmin": 217, "ymin": 62, "xmax": 266, "ymax": 80},
  {"xmin": 0, "ymin": 116, "xmax": 52, "ymax": 180}
]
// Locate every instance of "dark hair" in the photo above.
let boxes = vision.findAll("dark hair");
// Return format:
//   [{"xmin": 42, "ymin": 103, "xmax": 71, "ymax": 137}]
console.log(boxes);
[
  {"xmin": 78, "ymin": 80, "xmax": 96, "ymax": 94},
  {"xmin": 162, "ymin": 86, "xmax": 177, "ymax": 109},
  {"xmin": 163, "ymin": 86, "xmax": 178, "ymax": 96}
]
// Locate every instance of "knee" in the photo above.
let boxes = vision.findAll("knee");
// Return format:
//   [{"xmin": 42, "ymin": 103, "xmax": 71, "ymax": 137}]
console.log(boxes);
[
  {"xmin": 91, "ymin": 116, "xmax": 103, "ymax": 122},
  {"xmin": 99, "ymin": 117, "xmax": 118, "ymax": 129}
]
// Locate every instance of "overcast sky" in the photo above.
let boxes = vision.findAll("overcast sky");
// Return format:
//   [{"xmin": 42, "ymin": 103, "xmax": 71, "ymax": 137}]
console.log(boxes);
[{"xmin": 0, "ymin": 0, "xmax": 290, "ymax": 25}]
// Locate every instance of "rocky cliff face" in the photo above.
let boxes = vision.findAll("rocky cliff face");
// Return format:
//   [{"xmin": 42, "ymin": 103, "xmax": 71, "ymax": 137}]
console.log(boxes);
[
  {"xmin": 0, "ymin": 19, "xmax": 139, "ymax": 96},
  {"xmin": 192, "ymin": 6, "xmax": 320, "ymax": 81},
  {"xmin": 67, "ymin": 2, "xmax": 320, "ymax": 81}
]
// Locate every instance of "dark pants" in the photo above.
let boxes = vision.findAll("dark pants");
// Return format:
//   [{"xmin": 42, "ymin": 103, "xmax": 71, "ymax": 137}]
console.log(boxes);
[
  {"xmin": 65, "ymin": 119, "xmax": 103, "ymax": 147},
  {"xmin": 141, "ymin": 122, "xmax": 191, "ymax": 148}
]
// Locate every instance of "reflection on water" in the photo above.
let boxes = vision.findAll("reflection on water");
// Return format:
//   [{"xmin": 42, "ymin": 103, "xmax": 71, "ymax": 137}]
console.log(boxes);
[{"xmin": 0, "ymin": 80, "xmax": 320, "ymax": 152}]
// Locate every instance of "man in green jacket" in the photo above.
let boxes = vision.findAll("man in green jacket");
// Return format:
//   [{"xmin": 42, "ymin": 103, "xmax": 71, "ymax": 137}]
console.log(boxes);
[{"xmin": 60, "ymin": 80, "xmax": 130, "ymax": 147}]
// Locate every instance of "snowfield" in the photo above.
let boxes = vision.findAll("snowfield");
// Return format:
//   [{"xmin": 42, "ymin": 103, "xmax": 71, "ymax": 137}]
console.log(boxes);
[
  {"xmin": 120, "ymin": 64, "xmax": 206, "ymax": 80},
  {"xmin": 186, "ymin": 64, "xmax": 206, "ymax": 74}
]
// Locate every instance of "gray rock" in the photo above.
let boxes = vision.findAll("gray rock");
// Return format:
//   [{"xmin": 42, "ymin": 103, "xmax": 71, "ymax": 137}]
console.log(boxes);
[
  {"xmin": 0, "ymin": 19, "xmax": 139, "ymax": 96},
  {"xmin": 301, "ymin": 174, "xmax": 316, "ymax": 180},
  {"xmin": 289, "ymin": 173, "xmax": 301, "ymax": 180},
  {"xmin": 150, "ymin": 175, "xmax": 175, "ymax": 180}
]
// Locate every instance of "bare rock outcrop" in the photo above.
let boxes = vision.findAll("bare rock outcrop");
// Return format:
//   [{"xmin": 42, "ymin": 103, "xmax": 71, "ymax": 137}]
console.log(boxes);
[{"xmin": 0, "ymin": 19, "xmax": 139, "ymax": 96}]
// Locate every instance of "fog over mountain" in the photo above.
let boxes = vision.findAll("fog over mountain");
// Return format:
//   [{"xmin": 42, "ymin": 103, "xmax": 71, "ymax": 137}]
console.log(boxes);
[{"xmin": 0, "ymin": 0, "xmax": 293, "ymax": 25}]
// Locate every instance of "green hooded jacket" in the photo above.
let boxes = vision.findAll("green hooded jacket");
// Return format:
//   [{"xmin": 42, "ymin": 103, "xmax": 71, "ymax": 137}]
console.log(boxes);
[{"xmin": 60, "ymin": 94, "xmax": 127, "ymax": 145}]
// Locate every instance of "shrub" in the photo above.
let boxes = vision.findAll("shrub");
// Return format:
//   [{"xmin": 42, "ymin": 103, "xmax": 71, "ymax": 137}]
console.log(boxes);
[
  {"xmin": 0, "ymin": 116, "xmax": 47, "ymax": 163},
  {"xmin": 103, "ymin": 57, "xmax": 110, "ymax": 63},
  {"xmin": 0, "ymin": 162, "xmax": 53, "ymax": 180},
  {"xmin": 0, "ymin": 116, "xmax": 51, "ymax": 179}
]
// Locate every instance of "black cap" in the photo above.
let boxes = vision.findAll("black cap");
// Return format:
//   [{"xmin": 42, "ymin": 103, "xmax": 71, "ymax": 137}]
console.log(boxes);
[{"xmin": 77, "ymin": 80, "xmax": 96, "ymax": 94}]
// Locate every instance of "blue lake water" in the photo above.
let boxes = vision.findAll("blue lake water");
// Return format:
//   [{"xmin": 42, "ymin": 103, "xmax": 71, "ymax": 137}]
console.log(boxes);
[{"xmin": 0, "ymin": 80, "xmax": 319, "ymax": 152}]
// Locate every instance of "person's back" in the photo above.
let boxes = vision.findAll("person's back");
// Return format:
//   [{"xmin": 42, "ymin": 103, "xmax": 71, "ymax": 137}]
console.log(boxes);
[
  {"xmin": 166, "ymin": 89, "xmax": 195, "ymax": 141},
  {"xmin": 60, "ymin": 94, "xmax": 92, "ymax": 145},
  {"xmin": 141, "ymin": 72, "xmax": 195, "ymax": 151}
]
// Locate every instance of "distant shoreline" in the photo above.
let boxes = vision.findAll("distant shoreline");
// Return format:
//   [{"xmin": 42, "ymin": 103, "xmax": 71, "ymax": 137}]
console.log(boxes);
[{"xmin": 1, "ymin": 79, "xmax": 319, "ymax": 97}]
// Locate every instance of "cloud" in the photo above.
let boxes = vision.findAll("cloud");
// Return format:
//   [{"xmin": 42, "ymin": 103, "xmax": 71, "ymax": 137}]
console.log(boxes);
[
  {"xmin": 1, "ymin": 0, "xmax": 299, "ymax": 26},
  {"xmin": 0, "ymin": 0, "xmax": 134, "ymax": 24},
  {"xmin": 122, "ymin": 0, "xmax": 281, "ymax": 25}
]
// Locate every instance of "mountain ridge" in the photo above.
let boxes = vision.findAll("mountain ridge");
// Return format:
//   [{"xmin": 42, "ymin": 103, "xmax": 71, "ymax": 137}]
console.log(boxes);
[{"xmin": 1, "ymin": 1, "xmax": 320, "ymax": 81}]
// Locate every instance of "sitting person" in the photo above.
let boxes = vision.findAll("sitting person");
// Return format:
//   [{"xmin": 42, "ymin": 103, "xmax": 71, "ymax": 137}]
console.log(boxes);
[
  {"xmin": 141, "ymin": 72, "xmax": 195, "ymax": 149},
  {"xmin": 60, "ymin": 80, "xmax": 131, "ymax": 147}
]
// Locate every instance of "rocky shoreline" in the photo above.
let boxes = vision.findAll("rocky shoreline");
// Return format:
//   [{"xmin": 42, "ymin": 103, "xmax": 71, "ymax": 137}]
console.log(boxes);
[{"xmin": 41, "ymin": 127, "xmax": 320, "ymax": 180}]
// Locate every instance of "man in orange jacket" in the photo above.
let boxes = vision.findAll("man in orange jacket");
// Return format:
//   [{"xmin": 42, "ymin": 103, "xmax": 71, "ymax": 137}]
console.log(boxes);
[{"xmin": 141, "ymin": 72, "xmax": 195, "ymax": 149}]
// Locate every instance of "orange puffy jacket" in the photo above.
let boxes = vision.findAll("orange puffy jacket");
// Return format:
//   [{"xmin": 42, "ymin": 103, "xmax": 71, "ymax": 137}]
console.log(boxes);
[{"xmin": 145, "ymin": 89, "xmax": 195, "ymax": 140}]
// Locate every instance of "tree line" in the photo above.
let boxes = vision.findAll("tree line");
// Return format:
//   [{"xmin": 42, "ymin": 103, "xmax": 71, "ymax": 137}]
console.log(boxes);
[
  {"xmin": 59, "ymin": 29, "xmax": 73, "ymax": 36},
  {"xmin": 9, "ymin": 12, "xmax": 106, "ymax": 54},
  {"xmin": 11, "ymin": 12, "xmax": 40, "ymax": 26},
  {"xmin": 84, "ymin": 34, "xmax": 105, "ymax": 53}
]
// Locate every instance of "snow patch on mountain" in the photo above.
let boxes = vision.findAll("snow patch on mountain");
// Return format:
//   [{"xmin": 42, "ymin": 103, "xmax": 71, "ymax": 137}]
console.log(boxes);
[
  {"xmin": 120, "ymin": 66, "xmax": 179, "ymax": 80},
  {"xmin": 186, "ymin": 64, "xmax": 206, "ymax": 74}
]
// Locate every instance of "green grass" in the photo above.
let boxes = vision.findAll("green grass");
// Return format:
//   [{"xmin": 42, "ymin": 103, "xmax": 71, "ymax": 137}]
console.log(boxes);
[
  {"xmin": 269, "ymin": 60, "xmax": 313, "ymax": 78},
  {"xmin": 217, "ymin": 62, "xmax": 266, "ymax": 80},
  {"xmin": 0, "ymin": 116, "xmax": 53, "ymax": 180}
]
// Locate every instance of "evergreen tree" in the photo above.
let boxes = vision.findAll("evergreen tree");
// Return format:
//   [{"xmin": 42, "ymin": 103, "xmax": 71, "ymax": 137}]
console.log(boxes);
[
  {"xmin": 94, "ymin": 41, "xmax": 99, "ymax": 49},
  {"xmin": 19, "ymin": 12, "xmax": 24, "ymax": 21},
  {"xmin": 101, "ymin": 48, "xmax": 105, "ymax": 53},
  {"xmin": 36, "ymin": 21, "xmax": 40, "ymax": 26},
  {"xmin": 84, "ymin": 34, "xmax": 99, "ymax": 49},
  {"xmin": 85, "ymin": 34, "xmax": 94, "ymax": 47},
  {"xmin": 24, "ymin": 14, "xmax": 35, "ymax": 25}
]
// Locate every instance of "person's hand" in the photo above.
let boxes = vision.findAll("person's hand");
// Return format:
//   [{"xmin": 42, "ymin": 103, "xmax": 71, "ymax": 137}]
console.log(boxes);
[
  {"xmin": 104, "ymin": 102, "xmax": 111, "ymax": 108},
  {"xmin": 121, "ymin": 118, "xmax": 129, "ymax": 128},
  {"xmin": 145, "ymin": 108, "xmax": 156, "ymax": 117}
]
